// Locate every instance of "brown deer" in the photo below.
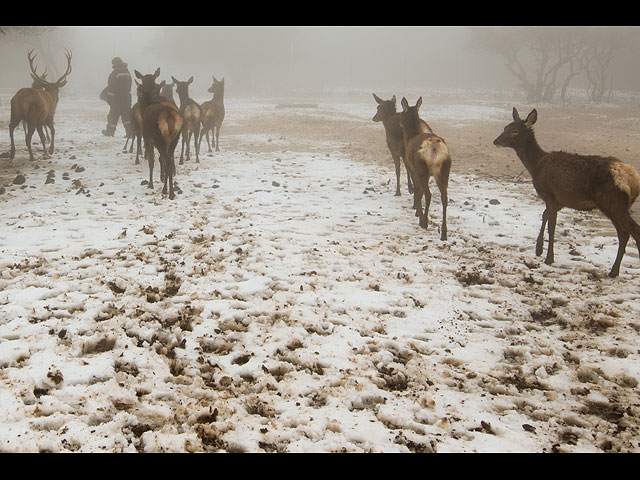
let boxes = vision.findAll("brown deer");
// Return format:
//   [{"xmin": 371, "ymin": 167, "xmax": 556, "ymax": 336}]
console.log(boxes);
[
  {"xmin": 7, "ymin": 49, "xmax": 72, "ymax": 161},
  {"xmin": 134, "ymin": 68, "xmax": 184, "ymax": 200},
  {"xmin": 171, "ymin": 76, "xmax": 201, "ymax": 164},
  {"xmin": 123, "ymin": 82, "xmax": 144, "ymax": 164},
  {"xmin": 199, "ymin": 75, "xmax": 225, "ymax": 153},
  {"xmin": 494, "ymin": 107, "xmax": 640, "ymax": 278},
  {"xmin": 158, "ymin": 81, "xmax": 176, "ymax": 105},
  {"xmin": 399, "ymin": 97, "xmax": 451, "ymax": 240},
  {"xmin": 372, "ymin": 93, "xmax": 432, "ymax": 196},
  {"xmin": 28, "ymin": 72, "xmax": 51, "ymax": 144}
]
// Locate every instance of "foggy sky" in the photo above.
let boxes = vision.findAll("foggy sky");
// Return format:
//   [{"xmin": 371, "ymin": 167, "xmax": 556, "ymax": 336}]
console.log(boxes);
[{"xmin": 1, "ymin": 26, "xmax": 639, "ymax": 100}]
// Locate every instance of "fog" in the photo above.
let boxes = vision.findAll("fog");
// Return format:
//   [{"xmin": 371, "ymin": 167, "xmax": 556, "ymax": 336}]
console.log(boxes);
[{"xmin": 1, "ymin": 26, "xmax": 640, "ymax": 100}]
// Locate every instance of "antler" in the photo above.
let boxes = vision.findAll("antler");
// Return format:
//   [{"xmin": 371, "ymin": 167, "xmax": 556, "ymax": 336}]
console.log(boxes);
[
  {"xmin": 27, "ymin": 49, "xmax": 45, "ymax": 80},
  {"xmin": 53, "ymin": 49, "xmax": 72, "ymax": 85}
]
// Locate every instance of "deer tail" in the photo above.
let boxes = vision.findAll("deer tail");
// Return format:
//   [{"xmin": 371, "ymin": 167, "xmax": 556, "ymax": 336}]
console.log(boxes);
[
  {"xmin": 611, "ymin": 162, "xmax": 640, "ymax": 206},
  {"xmin": 157, "ymin": 110, "xmax": 183, "ymax": 146},
  {"xmin": 418, "ymin": 136, "xmax": 451, "ymax": 172}
]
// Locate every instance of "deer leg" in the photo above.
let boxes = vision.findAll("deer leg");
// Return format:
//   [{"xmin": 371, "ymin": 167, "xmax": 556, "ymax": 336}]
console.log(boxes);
[
  {"xmin": 163, "ymin": 150, "xmax": 176, "ymax": 200},
  {"xmin": 392, "ymin": 153, "xmax": 402, "ymax": 196},
  {"xmin": 215, "ymin": 125, "xmax": 221, "ymax": 152},
  {"xmin": 609, "ymin": 223, "xmax": 629, "ymax": 278},
  {"xmin": 544, "ymin": 209, "xmax": 558, "ymax": 265},
  {"xmin": 205, "ymin": 130, "xmax": 212, "ymax": 152},
  {"xmin": 605, "ymin": 209, "xmax": 640, "ymax": 277},
  {"xmin": 413, "ymin": 183, "xmax": 424, "ymax": 227},
  {"xmin": 404, "ymin": 158, "xmax": 414, "ymax": 195},
  {"xmin": 536, "ymin": 208, "xmax": 550, "ymax": 256},
  {"xmin": 147, "ymin": 144, "xmax": 155, "ymax": 190},
  {"xmin": 194, "ymin": 125, "xmax": 201, "ymax": 163},
  {"xmin": 628, "ymin": 216, "xmax": 640, "ymax": 263},
  {"xmin": 25, "ymin": 125, "xmax": 36, "ymax": 161},
  {"xmin": 36, "ymin": 126, "xmax": 48, "ymax": 159},
  {"xmin": 8, "ymin": 118, "xmax": 19, "ymax": 160},
  {"xmin": 135, "ymin": 135, "xmax": 141, "ymax": 165},
  {"xmin": 186, "ymin": 131, "xmax": 192, "ymax": 162},
  {"xmin": 436, "ymin": 179, "xmax": 448, "ymax": 241},
  {"xmin": 47, "ymin": 123, "xmax": 55, "ymax": 155},
  {"xmin": 422, "ymin": 181, "xmax": 432, "ymax": 230},
  {"xmin": 179, "ymin": 131, "xmax": 186, "ymax": 165}
]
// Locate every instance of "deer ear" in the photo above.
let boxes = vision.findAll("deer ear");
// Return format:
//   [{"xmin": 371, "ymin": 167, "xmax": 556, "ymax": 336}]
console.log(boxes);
[
  {"xmin": 416, "ymin": 96, "xmax": 422, "ymax": 110},
  {"xmin": 512, "ymin": 107, "xmax": 521, "ymax": 122},
  {"xmin": 401, "ymin": 97, "xmax": 409, "ymax": 112},
  {"xmin": 391, "ymin": 95, "xmax": 396, "ymax": 105},
  {"xmin": 373, "ymin": 93, "xmax": 382, "ymax": 104},
  {"xmin": 524, "ymin": 109, "xmax": 537, "ymax": 127},
  {"xmin": 153, "ymin": 68, "xmax": 160, "ymax": 78},
  {"xmin": 171, "ymin": 76, "xmax": 178, "ymax": 84},
  {"xmin": 134, "ymin": 70, "xmax": 143, "ymax": 80},
  {"xmin": 188, "ymin": 76, "xmax": 194, "ymax": 84}
]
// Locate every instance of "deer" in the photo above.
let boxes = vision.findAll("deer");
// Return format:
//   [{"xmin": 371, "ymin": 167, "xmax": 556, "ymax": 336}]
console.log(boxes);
[
  {"xmin": 123, "ymin": 82, "xmax": 144, "ymax": 164},
  {"xmin": 372, "ymin": 93, "xmax": 432, "ymax": 197},
  {"xmin": 158, "ymin": 81, "xmax": 176, "ymax": 105},
  {"xmin": 171, "ymin": 76, "xmax": 201, "ymax": 164},
  {"xmin": 28, "ymin": 71, "xmax": 51, "ymax": 145},
  {"xmin": 6, "ymin": 49, "xmax": 72, "ymax": 162},
  {"xmin": 494, "ymin": 107, "xmax": 640, "ymax": 278},
  {"xmin": 199, "ymin": 75, "xmax": 225, "ymax": 153},
  {"xmin": 134, "ymin": 68, "xmax": 184, "ymax": 200},
  {"xmin": 125, "ymin": 81, "xmax": 178, "ymax": 166},
  {"xmin": 398, "ymin": 97, "xmax": 451, "ymax": 240}
]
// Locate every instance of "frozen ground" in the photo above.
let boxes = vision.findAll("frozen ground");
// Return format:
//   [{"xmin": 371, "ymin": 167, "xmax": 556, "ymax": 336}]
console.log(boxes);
[{"xmin": 0, "ymin": 94, "xmax": 639, "ymax": 452}]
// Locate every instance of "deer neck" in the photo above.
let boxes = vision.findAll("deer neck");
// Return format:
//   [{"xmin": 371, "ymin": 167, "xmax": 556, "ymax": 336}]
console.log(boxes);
[
  {"xmin": 177, "ymin": 90, "xmax": 190, "ymax": 107},
  {"xmin": 402, "ymin": 113, "xmax": 423, "ymax": 142},
  {"xmin": 514, "ymin": 133, "xmax": 547, "ymax": 173},
  {"xmin": 43, "ymin": 87, "xmax": 60, "ymax": 113}
]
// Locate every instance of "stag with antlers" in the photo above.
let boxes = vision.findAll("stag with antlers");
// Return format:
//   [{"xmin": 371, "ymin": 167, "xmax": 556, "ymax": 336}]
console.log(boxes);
[{"xmin": 6, "ymin": 49, "xmax": 72, "ymax": 162}]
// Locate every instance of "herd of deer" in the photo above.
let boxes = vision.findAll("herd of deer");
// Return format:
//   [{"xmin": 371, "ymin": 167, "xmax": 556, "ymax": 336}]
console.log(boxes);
[
  {"xmin": 372, "ymin": 93, "xmax": 640, "ymax": 278},
  {"xmin": 4, "ymin": 50, "xmax": 225, "ymax": 201},
  {"xmin": 2, "ymin": 48, "xmax": 640, "ymax": 278},
  {"xmin": 125, "ymin": 68, "xmax": 225, "ymax": 199}
]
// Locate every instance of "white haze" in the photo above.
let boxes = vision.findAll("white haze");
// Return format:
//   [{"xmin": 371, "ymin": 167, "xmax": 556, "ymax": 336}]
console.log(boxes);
[{"xmin": 4, "ymin": 26, "xmax": 635, "ymax": 100}]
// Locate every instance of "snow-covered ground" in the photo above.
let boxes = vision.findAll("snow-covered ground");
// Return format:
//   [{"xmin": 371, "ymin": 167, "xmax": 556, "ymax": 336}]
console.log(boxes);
[{"xmin": 0, "ymin": 96, "xmax": 639, "ymax": 452}]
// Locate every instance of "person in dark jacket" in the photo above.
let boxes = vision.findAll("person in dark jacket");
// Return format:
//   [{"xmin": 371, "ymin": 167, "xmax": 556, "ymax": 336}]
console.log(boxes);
[{"xmin": 100, "ymin": 57, "xmax": 132, "ymax": 137}]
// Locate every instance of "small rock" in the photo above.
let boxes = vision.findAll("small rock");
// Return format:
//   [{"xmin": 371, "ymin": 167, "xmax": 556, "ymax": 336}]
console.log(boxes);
[
  {"xmin": 13, "ymin": 174, "xmax": 26, "ymax": 185},
  {"xmin": 489, "ymin": 198, "xmax": 500, "ymax": 205}
]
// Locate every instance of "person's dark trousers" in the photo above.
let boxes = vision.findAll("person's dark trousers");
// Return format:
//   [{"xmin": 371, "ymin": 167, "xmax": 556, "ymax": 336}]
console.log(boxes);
[{"xmin": 104, "ymin": 98, "xmax": 132, "ymax": 136}]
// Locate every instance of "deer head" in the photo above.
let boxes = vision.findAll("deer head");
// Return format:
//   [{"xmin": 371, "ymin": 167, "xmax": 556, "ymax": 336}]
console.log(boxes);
[
  {"xmin": 399, "ymin": 96, "xmax": 423, "ymax": 134},
  {"xmin": 28, "ymin": 49, "xmax": 72, "ymax": 92},
  {"xmin": 134, "ymin": 68, "xmax": 161, "ymax": 106},
  {"xmin": 493, "ymin": 107, "xmax": 538, "ymax": 149},
  {"xmin": 171, "ymin": 76, "xmax": 193, "ymax": 102},
  {"xmin": 207, "ymin": 75, "xmax": 224, "ymax": 96},
  {"xmin": 372, "ymin": 93, "xmax": 397, "ymax": 122}
]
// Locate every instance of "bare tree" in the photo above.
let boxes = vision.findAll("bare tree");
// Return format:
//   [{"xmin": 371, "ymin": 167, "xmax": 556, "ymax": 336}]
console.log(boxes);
[
  {"xmin": 576, "ymin": 28, "xmax": 627, "ymax": 103},
  {"xmin": 469, "ymin": 27, "xmax": 580, "ymax": 103}
]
